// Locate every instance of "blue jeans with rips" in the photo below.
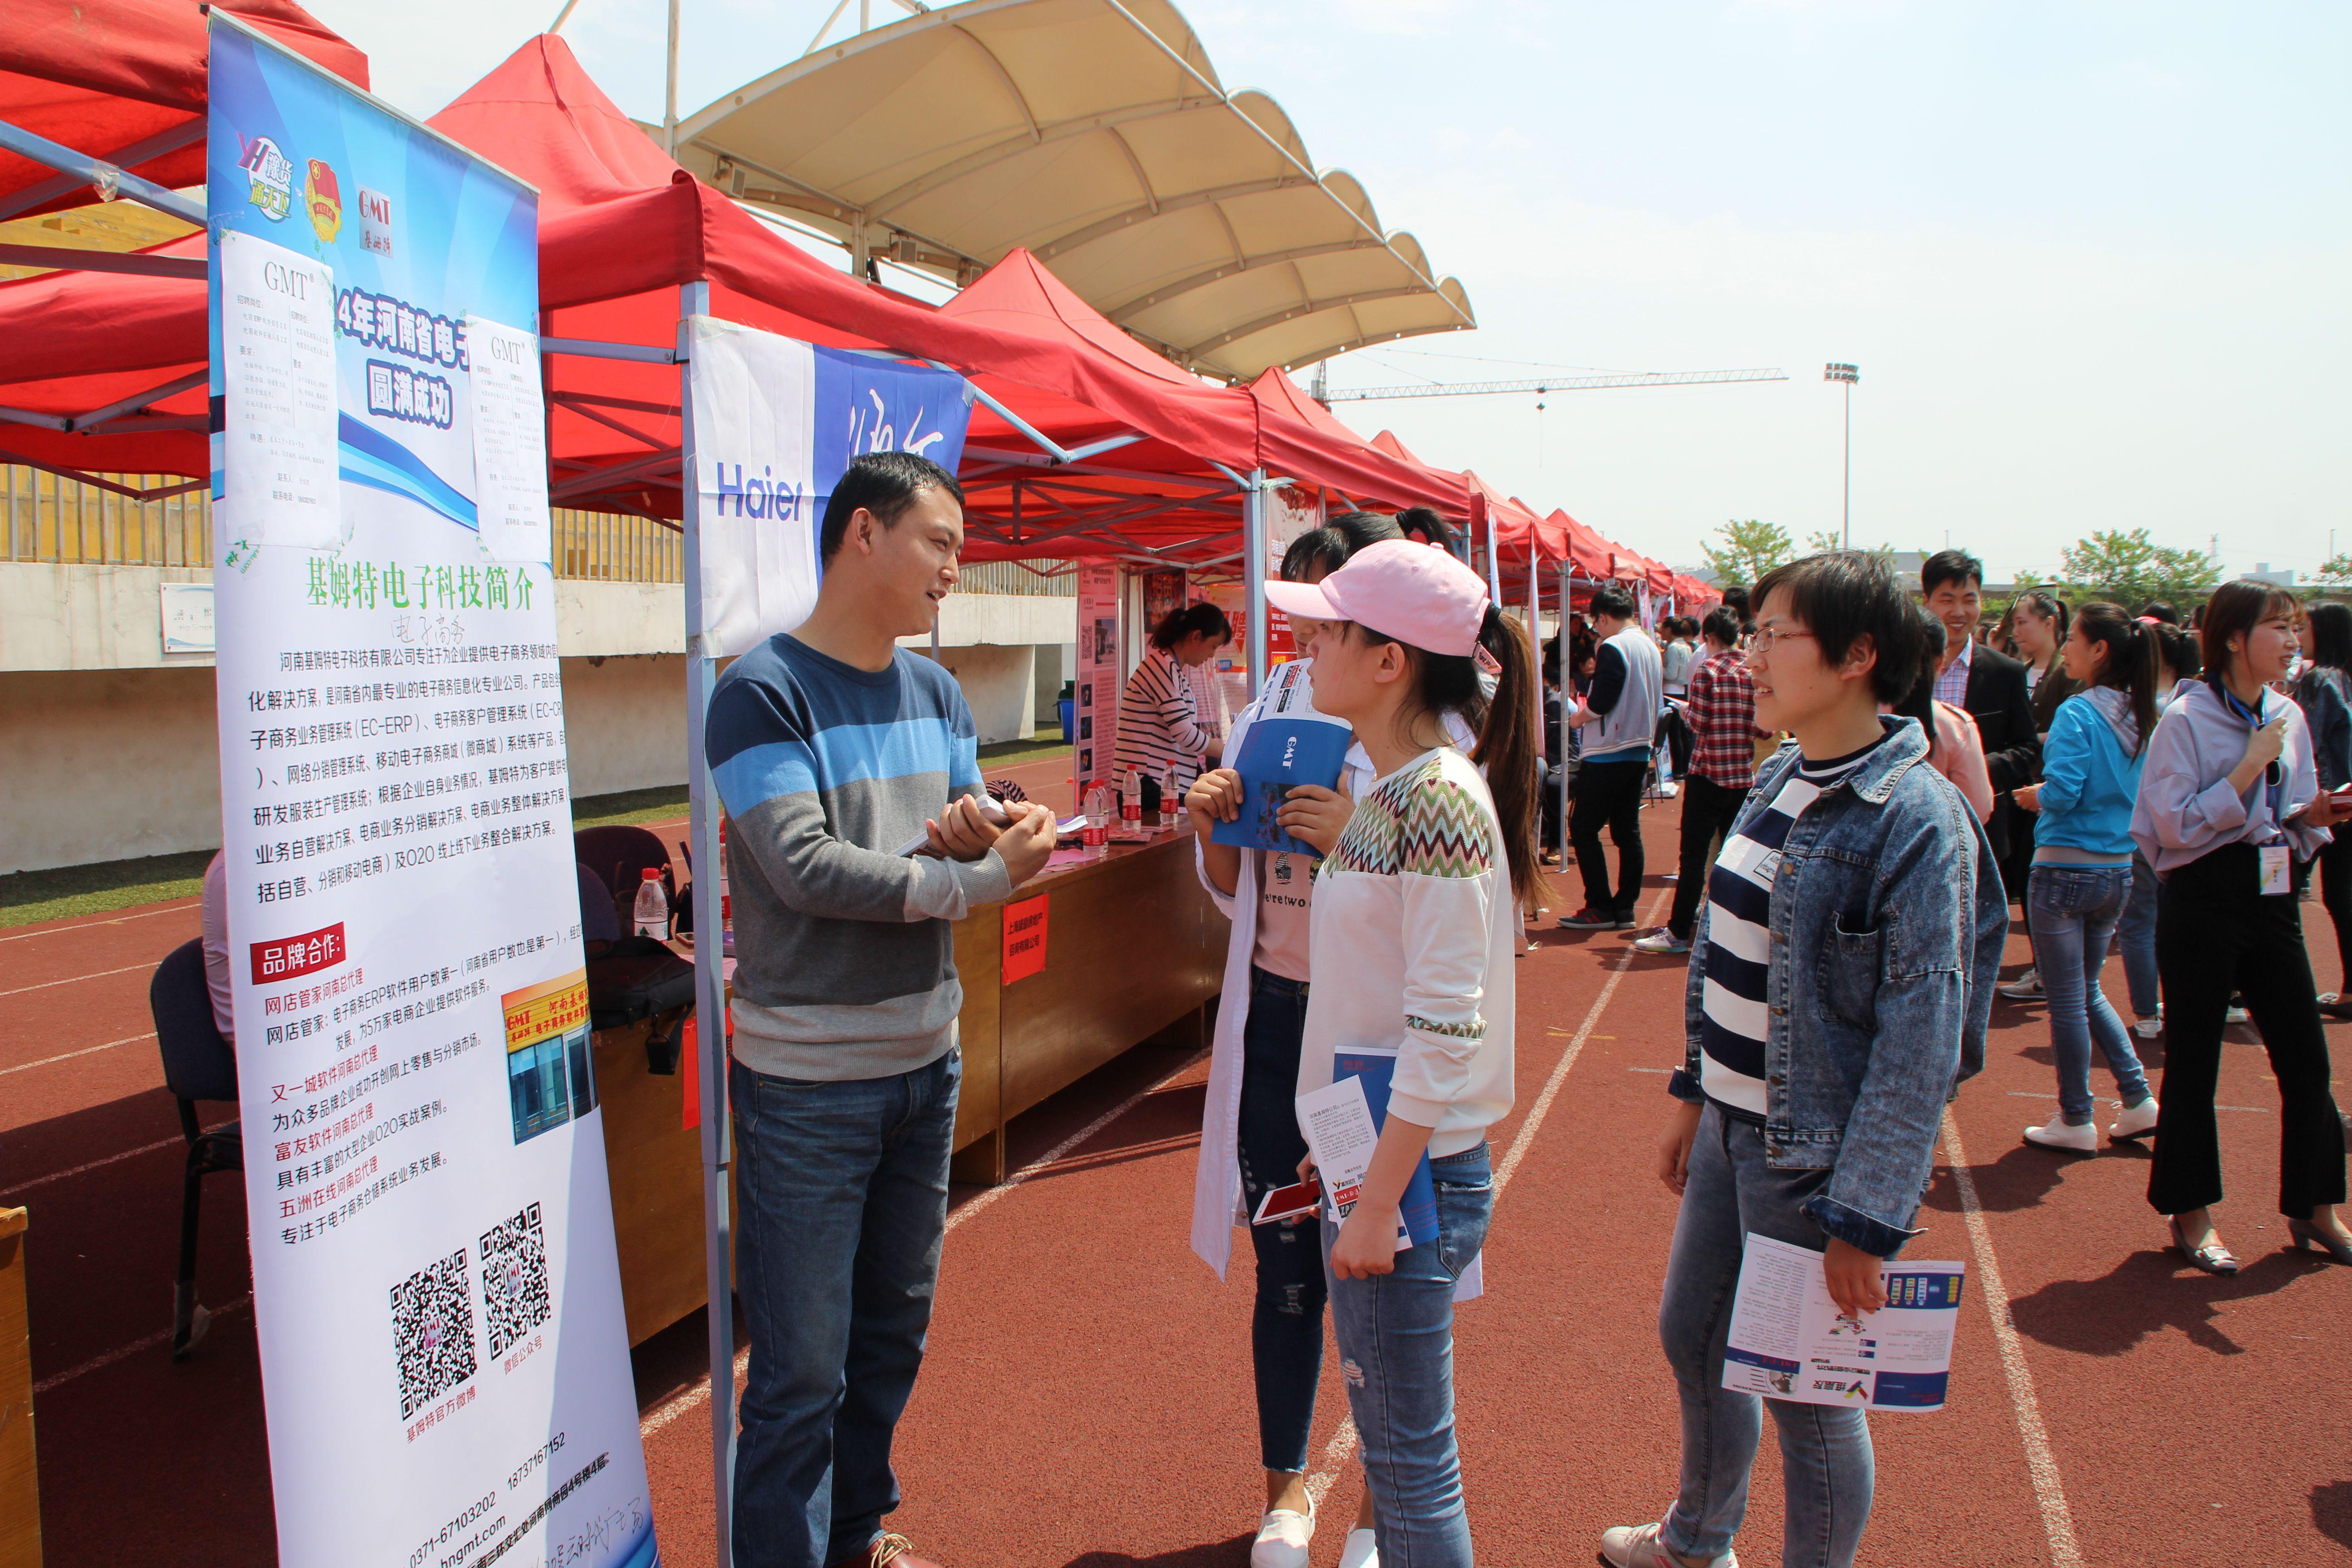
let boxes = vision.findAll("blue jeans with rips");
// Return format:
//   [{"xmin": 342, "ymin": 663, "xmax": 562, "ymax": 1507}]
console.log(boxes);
[
  {"xmin": 2027, "ymin": 864, "xmax": 2153, "ymax": 1124},
  {"xmin": 1659, "ymin": 1105, "xmax": 1875, "ymax": 1568},
  {"xmin": 729, "ymin": 1046, "xmax": 960, "ymax": 1568},
  {"xmin": 1323, "ymin": 1142, "xmax": 1494, "ymax": 1568}
]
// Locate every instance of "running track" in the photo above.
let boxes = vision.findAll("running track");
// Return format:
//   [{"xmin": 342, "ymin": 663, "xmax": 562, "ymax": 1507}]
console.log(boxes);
[{"xmin": 7, "ymin": 797, "xmax": 2351, "ymax": 1565}]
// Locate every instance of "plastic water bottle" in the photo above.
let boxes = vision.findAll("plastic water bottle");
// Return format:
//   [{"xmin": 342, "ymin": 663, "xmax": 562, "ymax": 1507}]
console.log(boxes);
[
  {"xmin": 1120, "ymin": 768, "xmax": 1142, "ymax": 828},
  {"xmin": 633, "ymin": 867, "xmax": 669, "ymax": 940},
  {"xmin": 1083, "ymin": 783, "xmax": 1109, "ymax": 851},
  {"xmin": 1159, "ymin": 764, "xmax": 1181, "ymax": 829}
]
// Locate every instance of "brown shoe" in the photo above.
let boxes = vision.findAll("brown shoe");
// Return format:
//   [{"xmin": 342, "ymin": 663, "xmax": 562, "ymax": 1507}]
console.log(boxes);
[{"xmin": 828, "ymin": 1534, "xmax": 942, "ymax": 1568}]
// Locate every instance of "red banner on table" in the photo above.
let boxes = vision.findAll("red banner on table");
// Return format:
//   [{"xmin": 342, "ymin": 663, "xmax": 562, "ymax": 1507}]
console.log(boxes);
[
  {"xmin": 249, "ymin": 921, "xmax": 347, "ymax": 985},
  {"xmin": 1002, "ymin": 894, "xmax": 1049, "ymax": 984}
]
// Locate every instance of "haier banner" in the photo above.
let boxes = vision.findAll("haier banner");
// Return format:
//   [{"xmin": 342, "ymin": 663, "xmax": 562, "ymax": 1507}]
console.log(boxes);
[
  {"xmin": 205, "ymin": 15, "xmax": 655, "ymax": 1568},
  {"xmin": 687, "ymin": 316, "xmax": 975, "ymax": 657}
]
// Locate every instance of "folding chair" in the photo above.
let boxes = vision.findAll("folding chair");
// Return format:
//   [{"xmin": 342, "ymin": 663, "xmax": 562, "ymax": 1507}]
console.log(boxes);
[{"xmin": 148, "ymin": 939, "xmax": 242, "ymax": 1359}]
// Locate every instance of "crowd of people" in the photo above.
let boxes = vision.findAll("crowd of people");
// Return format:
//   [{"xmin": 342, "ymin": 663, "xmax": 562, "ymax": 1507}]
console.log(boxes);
[{"xmin": 673, "ymin": 456, "xmax": 2349, "ymax": 1568}]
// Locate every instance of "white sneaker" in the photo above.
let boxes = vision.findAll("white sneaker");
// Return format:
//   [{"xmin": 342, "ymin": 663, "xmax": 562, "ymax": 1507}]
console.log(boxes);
[
  {"xmin": 1659, "ymin": 781, "xmax": 1681, "ymax": 798},
  {"xmin": 2109, "ymin": 1097, "xmax": 2160, "ymax": 1142},
  {"xmin": 1999, "ymin": 968, "xmax": 2043, "ymax": 1000},
  {"xmin": 2024, "ymin": 1118, "xmax": 2099, "ymax": 1153},
  {"xmin": 1335, "ymin": 1526, "xmax": 1378, "ymax": 1568},
  {"xmin": 1250, "ymin": 1505, "xmax": 1314, "ymax": 1568},
  {"xmin": 1597, "ymin": 1521, "xmax": 1737, "ymax": 1568},
  {"xmin": 1632, "ymin": 928, "xmax": 1693, "ymax": 955},
  {"xmin": 2133, "ymin": 1014, "xmax": 2163, "ymax": 1040},
  {"xmin": 2226, "ymin": 1004, "xmax": 2249, "ymax": 1024}
]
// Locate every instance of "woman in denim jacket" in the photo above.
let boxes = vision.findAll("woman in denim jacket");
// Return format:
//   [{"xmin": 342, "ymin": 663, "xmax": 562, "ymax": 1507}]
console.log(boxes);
[{"xmin": 1600, "ymin": 555, "xmax": 2005, "ymax": 1568}]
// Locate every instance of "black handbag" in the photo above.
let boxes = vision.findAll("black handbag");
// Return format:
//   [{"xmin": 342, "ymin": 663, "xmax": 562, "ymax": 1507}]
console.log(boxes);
[{"xmin": 584, "ymin": 936, "xmax": 697, "ymax": 1074}]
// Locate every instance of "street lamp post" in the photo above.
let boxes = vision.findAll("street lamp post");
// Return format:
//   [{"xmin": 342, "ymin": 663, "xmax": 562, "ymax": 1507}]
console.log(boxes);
[{"xmin": 1825, "ymin": 362, "xmax": 1858, "ymax": 549}]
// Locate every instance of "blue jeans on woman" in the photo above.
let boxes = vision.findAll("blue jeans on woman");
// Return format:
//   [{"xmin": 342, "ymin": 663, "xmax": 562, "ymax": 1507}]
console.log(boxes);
[
  {"xmin": 2117, "ymin": 854, "xmax": 2162, "ymax": 1020},
  {"xmin": 1238, "ymin": 968, "xmax": 1325, "ymax": 1473},
  {"xmin": 2026, "ymin": 864, "xmax": 2153, "ymax": 1124},
  {"xmin": 1658, "ymin": 1105, "xmax": 1874, "ymax": 1568},
  {"xmin": 1324, "ymin": 1142, "xmax": 1494, "ymax": 1568},
  {"xmin": 729, "ymin": 1048, "xmax": 960, "ymax": 1568}
]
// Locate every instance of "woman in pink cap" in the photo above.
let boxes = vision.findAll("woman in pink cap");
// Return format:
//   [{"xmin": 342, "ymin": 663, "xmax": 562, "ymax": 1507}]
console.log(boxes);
[{"xmin": 1222, "ymin": 538, "xmax": 1539, "ymax": 1568}]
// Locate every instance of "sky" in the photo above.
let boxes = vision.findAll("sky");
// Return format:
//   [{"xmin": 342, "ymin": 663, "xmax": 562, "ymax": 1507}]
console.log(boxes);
[{"xmin": 314, "ymin": 0, "xmax": 2351, "ymax": 583}]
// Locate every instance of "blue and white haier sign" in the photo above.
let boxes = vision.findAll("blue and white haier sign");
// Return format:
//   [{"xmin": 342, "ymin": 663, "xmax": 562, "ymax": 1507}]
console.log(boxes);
[{"xmin": 686, "ymin": 316, "xmax": 974, "ymax": 657}]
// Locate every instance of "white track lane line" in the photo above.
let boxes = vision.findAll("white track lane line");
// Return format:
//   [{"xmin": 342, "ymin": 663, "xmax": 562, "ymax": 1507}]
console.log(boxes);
[
  {"xmin": 32, "ymin": 1295, "xmax": 251, "ymax": 1396},
  {"xmin": 638, "ymin": 1046, "xmax": 1211, "ymax": 1441},
  {"xmin": 4, "ymin": 1118, "xmax": 236, "ymax": 1198},
  {"xmin": 1305, "ymin": 885, "xmax": 1673, "ymax": 1507},
  {"xmin": 1940, "ymin": 1108, "xmax": 2086, "ymax": 1568},
  {"xmin": 0, "ymin": 899, "xmax": 201, "ymax": 944},
  {"xmin": 0, "ymin": 1032, "xmax": 155, "ymax": 1079},
  {"xmin": 0, "ymin": 961, "xmax": 156, "ymax": 997}
]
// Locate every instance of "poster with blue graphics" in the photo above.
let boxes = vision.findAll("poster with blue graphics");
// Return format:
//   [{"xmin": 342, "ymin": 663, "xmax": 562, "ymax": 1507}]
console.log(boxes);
[
  {"xmin": 686, "ymin": 315, "xmax": 975, "ymax": 657},
  {"xmin": 205, "ymin": 16, "xmax": 657, "ymax": 1568}
]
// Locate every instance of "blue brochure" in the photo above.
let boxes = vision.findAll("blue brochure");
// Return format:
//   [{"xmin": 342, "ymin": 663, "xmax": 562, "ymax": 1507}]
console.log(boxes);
[
  {"xmin": 1210, "ymin": 715, "xmax": 1351, "ymax": 857},
  {"xmin": 1332, "ymin": 1045, "xmax": 1439, "ymax": 1249}
]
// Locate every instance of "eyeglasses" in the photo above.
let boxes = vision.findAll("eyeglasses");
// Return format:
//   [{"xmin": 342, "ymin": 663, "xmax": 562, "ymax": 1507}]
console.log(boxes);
[{"xmin": 1747, "ymin": 622, "xmax": 1817, "ymax": 656}]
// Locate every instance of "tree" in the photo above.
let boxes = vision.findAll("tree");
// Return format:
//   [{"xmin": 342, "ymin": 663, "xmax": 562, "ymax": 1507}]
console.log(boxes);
[
  {"xmin": 2316, "ymin": 552, "xmax": 2352, "ymax": 587},
  {"xmin": 1804, "ymin": 530, "xmax": 1901, "ymax": 564},
  {"xmin": 1701, "ymin": 519, "xmax": 1793, "ymax": 588},
  {"xmin": 2048, "ymin": 529, "xmax": 2222, "ymax": 610}
]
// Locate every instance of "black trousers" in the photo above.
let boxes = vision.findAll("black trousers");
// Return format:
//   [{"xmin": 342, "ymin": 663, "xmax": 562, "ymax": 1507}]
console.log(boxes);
[
  {"xmin": 1667, "ymin": 775, "xmax": 1749, "ymax": 941},
  {"xmin": 2295, "ymin": 828, "xmax": 2352, "ymax": 996},
  {"xmin": 2147, "ymin": 844, "xmax": 2347, "ymax": 1219},
  {"xmin": 1571, "ymin": 756, "xmax": 1649, "ymax": 917}
]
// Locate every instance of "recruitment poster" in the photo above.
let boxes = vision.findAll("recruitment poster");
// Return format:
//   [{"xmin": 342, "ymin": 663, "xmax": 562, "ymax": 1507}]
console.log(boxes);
[
  {"xmin": 1073, "ymin": 561, "xmax": 1122, "ymax": 788},
  {"xmin": 685, "ymin": 316, "xmax": 974, "ymax": 657},
  {"xmin": 206, "ymin": 17, "xmax": 655, "ymax": 1568}
]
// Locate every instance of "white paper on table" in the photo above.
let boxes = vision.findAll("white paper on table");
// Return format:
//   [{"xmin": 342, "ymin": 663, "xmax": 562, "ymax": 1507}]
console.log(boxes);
[
  {"xmin": 1722, "ymin": 1233, "xmax": 1965, "ymax": 1412},
  {"xmin": 466, "ymin": 314, "xmax": 552, "ymax": 563},
  {"xmin": 219, "ymin": 229, "xmax": 340, "ymax": 549},
  {"xmin": 1294, "ymin": 1076, "xmax": 1411, "ymax": 1247}
]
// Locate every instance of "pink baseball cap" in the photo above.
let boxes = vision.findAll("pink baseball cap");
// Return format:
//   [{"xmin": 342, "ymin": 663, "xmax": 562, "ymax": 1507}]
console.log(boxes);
[{"xmin": 1264, "ymin": 539, "xmax": 1490, "ymax": 658}]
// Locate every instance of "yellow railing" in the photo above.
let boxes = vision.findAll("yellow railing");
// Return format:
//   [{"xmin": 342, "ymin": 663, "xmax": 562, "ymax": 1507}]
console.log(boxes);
[{"xmin": 553, "ymin": 506, "xmax": 682, "ymax": 583}]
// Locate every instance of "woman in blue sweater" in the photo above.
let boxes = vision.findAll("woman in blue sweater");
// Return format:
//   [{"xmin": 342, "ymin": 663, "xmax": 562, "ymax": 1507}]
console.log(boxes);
[{"xmin": 2014, "ymin": 603, "xmax": 2161, "ymax": 1152}]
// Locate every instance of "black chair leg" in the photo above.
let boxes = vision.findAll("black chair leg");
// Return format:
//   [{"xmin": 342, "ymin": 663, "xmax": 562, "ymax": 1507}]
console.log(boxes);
[{"xmin": 172, "ymin": 1142, "xmax": 209, "ymax": 1360}]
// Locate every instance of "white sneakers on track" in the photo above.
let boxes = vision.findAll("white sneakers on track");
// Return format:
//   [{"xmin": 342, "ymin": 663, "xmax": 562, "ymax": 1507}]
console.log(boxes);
[
  {"xmin": 1597, "ymin": 1521, "xmax": 1737, "ymax": 1568},
  {"xmin": 1250, "ymin": 1505, "xmax": 1313, "ymax": 1568},
  {"xmin": 2025, "ymin": 1098, "xmax": 2160, "ymax": 1152},
  {"xmin": 2109, "ymin": 1096, "xmax": 2161, "ymax": 1141},
  {"xmin": 1337, "ymin": 1527, "xmax": 1379, "ymax": 1568}
]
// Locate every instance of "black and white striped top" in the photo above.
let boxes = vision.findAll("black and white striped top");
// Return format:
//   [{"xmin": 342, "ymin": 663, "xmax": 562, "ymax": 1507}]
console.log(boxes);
[
  {"xmin": 1113, "ymin": 647, "xmax": 1215, "ymax": 791},
  {"xmin": 1697, "ymin": 740, "xmax": 1881, "ymax": 1121}
]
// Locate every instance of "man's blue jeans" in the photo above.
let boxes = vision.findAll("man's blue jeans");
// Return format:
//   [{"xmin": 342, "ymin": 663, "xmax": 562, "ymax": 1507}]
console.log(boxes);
[
  {"xmin": 1323, "ymin": 1142, "xmax": 1494, "ymax": 1568},
  {"xmin": 730, "ymin": 1047, "xmax": 959, "ymax": 1568},
  {"xmin": 2026, "ymin": 865, "xmax": 2153, "ymax": 1124},
  {"xmin": 1659, "ymin": 1105, "xmax": 1874, "ymax": 1568}
]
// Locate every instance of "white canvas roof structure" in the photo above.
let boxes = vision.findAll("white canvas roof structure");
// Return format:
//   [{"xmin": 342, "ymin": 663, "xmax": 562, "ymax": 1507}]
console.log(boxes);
[{"xmin": 671, "ymin": 0, "xmax": 1474, "ymax": 382}]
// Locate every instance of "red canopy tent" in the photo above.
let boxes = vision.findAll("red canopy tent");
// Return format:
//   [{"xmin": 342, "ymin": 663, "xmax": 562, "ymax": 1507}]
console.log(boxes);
[
  {"xmin": 1, "ymin": 0, "xmax": 365, "ymax": 220},
  {"xmin": 1245, "ymin": 367, "xmax": 1469, "ymax": 519}
]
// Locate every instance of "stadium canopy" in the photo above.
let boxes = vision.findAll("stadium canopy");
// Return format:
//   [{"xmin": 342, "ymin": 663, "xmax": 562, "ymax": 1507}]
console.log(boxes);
[{"xmin": 667, "ymin": 0, "xmax": 1475, "ymax": 383}]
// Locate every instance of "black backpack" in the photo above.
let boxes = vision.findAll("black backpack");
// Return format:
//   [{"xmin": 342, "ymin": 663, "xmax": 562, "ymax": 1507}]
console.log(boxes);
[{"xmin": 584, "ymin": 936, "xmax": 696, "ymax": 1073}]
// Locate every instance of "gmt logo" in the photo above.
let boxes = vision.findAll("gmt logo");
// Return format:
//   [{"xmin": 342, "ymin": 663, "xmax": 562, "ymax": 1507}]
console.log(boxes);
[{"xmin": 358, "ymin": 186, "xmax": 394, "ymax": 257}]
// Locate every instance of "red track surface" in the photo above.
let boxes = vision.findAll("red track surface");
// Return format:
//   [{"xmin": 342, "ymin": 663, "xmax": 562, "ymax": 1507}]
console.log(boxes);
[{"xmin": 9, "ymin": 799, "xmax": 2352, "ymax": 1566}]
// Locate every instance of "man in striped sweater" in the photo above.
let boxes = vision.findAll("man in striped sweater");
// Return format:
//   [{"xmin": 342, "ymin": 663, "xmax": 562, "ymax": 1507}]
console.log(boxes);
[{"xmin": 706, "ymin": 452, "xmax": 1058, "ymax": 1568}]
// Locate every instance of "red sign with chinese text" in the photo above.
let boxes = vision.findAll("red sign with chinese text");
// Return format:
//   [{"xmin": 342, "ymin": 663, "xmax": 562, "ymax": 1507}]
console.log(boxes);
[
  {"xmin": 1002, "ymin": 895, "xmax": 1049, "ymax": 984},
  {"xmin": 250, "ymin": 921, "xmax": 348, "ymax": 985}
]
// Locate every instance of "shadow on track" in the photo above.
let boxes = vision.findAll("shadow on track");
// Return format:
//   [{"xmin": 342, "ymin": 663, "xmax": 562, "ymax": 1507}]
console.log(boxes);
[
  {"xmin": 2312, "ymin": 1480, "xmax": 2352, "ymax": 1549},
  {"xmin": 1064, "ymin": 1533, "xmax": 1253, "ymax": 1568},
  {"xmin": 2006, "ymin": 1247, "xmax": 2338, "ymax": 1357}
]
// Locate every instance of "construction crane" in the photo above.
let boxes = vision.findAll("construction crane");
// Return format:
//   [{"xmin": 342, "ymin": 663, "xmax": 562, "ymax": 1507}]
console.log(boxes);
[{"xmin": 1314, "ymin": 365, "xmax": 1787, "ymax": 400}]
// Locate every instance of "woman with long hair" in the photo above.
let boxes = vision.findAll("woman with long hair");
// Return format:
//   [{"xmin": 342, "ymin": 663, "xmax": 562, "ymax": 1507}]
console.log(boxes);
[
  {"xmin": 1238, "ymin": 539, "xmax": 1537, "ymax": 1567},
  {"xmin": 2294, "ymin": 601, "xmax": 2352, "ymax": 1018},
  {"xmin": 1889, "ymin": 611, "xmax": 1993, "ymax": 822},
  {"xmin": 2132, "ymin": 581, "xmax": 2352, "ymax": 1272},
  {"xmin": 1115, "ymin": 599, "xmax": 1231, "ymax": 813},
  {"xmin": 2012, "ymin": 604, "xmax": 2161, "ymax": 1151},
  {"xmin": 1184, "ymin": 511, "xmax": 1405, "ymax": 1568},
  {"xmin": 2117, "ymin": 620, "xmax": 2202, "ymax": 1038}
]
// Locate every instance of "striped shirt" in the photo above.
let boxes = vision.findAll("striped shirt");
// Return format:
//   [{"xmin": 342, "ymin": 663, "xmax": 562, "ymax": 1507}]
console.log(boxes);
[
  {"xmin": 1932, "ymin": 635, "xmax": 1973, "ymax": 708},
  {"xmin": 1113, "ymin": 647, "xmax": 1214, "ymax": 791},
  {"xmin": 1696, "ymin": 739, "xmax": 1880, "ymax": 1121}
]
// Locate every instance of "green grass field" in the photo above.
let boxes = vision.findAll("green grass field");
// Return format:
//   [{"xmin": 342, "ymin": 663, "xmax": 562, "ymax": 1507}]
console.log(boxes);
[{"xmin": 2, "ymin": 742, "xmax": 1077, "ymax": 929}]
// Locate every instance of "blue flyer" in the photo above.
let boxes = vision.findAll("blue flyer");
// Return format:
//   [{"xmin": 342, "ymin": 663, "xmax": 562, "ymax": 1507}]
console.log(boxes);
[{"xmin": 1210, "ymin": 715, "xmax": 1351, "ymax": 856}]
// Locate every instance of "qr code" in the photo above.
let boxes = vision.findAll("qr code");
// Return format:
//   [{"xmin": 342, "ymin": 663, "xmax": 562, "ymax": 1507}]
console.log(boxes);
[
  {"xmin": 390, "ymin": 1247, "xmax": 479, "ymax": 1419},
  {"xmin": 480, "ymin": 1202, "xmax": 550, "ymax": 1357}
]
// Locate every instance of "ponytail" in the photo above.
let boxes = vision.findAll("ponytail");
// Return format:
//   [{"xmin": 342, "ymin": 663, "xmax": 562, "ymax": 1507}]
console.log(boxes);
[
  {"xmin": 2072, "ymin": 601, "xmax": 2158, "ymax": 755},
  {"xmin": 1470, "ymin": 606, "xmax": 1541, "ymax": 901}
]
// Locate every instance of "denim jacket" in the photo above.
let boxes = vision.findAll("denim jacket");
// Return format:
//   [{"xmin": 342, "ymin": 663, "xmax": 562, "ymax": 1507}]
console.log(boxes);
[{"xmin": 1673, "ymin": 716, "xmax": 2007, "ymax": 1256}]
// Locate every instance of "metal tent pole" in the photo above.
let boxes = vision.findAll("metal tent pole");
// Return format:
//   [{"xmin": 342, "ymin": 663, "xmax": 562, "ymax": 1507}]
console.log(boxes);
[
  {"xmin": 1558, "ymin": 563, "xmax": 1572, "ymax": 871},
  {"xmin": 676, "ymin": 279, "xmax": 737, "ymax": 1568},
  {"xmin": 1244, "ymin": 470, "xmax": 1269, "ymax": 697}
]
